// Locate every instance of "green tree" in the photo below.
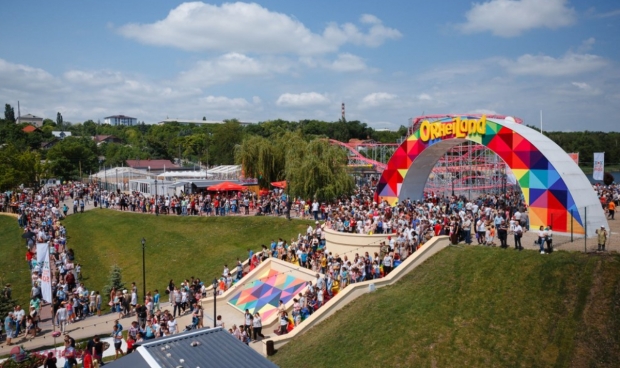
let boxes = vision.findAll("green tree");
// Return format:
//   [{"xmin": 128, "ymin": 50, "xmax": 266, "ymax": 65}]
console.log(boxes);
[
  {"xmin": 235, "ymin": 134, "xmax": 298, "ymax": 188},
  {"xmin": 56, "ymin": 112, "xmax": 63, "ymax": 129},
  {"xmin": 211, "ymin": 120, "xmax": 243, "ymax": 165},
  {"xmin": 0, "ymin": 145, "xmax": 46, "ymax": 190},
  {"xmin": 4, "ymin": 104, "xmax": 15, "ymax": 123},
  {"xmin": 286, "ymin": 139, "xmax": 355, "ymax": 201},
  {"xmin": 236, "ymin": 132, "xmax": 353, "ymax": 200},
  {"xmin": 103, "ymin": 264, "xmax": 125, "ymax": 299},
  {"xmin": 46, "ymin": 137, "xmax": 98, "ymax": 180}
]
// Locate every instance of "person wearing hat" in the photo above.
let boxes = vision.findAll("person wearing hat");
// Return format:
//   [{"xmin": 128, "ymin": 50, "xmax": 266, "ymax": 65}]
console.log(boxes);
[{"xmin": 596, "ymin": 225, "xmax": 608, "ymax": 251}]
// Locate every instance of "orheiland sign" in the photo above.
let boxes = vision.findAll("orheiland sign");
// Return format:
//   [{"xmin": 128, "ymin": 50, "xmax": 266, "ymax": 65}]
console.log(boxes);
[{"xmin": 419, "ymin": 115, "xmax": 487, "ymax": 142}]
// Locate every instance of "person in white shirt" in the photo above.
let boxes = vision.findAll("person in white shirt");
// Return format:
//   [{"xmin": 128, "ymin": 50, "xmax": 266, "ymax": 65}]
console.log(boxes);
[{"xmin": 513, "ymin": 223, "xmax": 523, "ymax": 251}]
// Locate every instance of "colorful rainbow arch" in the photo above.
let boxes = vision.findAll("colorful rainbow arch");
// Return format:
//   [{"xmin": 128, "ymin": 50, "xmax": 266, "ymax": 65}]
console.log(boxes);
[{"xmin": 377, "ymin": 116, "xmax": 607, "ymax": 236}]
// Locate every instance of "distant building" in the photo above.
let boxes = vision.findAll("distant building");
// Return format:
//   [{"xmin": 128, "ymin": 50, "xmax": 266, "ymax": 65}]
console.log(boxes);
[
  {"xmin": 22, "ymin": 125, "xmax": 41, "ymax": 133},
  {"xmin": 51, "ymin": 131, "xmax": 72, "ymax": 139},
  {"xmin": 104, "ymin": 115, "xmax": 137, "ymax": 126},
  {"xmin": 158, "ymin": 119, "xmax": 252, "ymax": 126},
  {"xmin": 93, "ymin": 135, "xmax": 122, "ymax": 144},
  {"xmin": 125, "ymin": 159, "xmax": 180, "ymax": 173},
  {"xmin": 17, "ymin": 114, "xmax": 44, "ymax": 127}
]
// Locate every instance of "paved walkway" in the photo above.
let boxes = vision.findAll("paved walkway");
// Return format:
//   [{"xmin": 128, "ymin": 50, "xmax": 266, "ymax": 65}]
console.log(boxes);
[{"xmin": 0, "ymin": 301, "xmax": 199, "ymax": 356}]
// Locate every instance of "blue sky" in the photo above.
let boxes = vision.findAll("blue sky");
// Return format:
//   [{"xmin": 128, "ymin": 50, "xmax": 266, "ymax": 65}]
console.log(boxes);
[{"xmin": 1, "ymin": 0, "xmax": 619, "ymax": 131}]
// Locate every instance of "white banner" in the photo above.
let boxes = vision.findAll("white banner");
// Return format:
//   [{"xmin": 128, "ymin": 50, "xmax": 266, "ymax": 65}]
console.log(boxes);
[
  {"xmin": 36, "ymin": 243, "xmax": 52, "ymax": 303},
  {"xmin": 593, "ymin": 152, "xmax": 605, "ymax": 181}
]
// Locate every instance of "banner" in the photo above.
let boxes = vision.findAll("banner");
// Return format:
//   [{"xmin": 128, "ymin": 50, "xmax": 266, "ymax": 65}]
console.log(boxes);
[
  {"xmin": 568, "ymin": 152, "xmax": 579, "ymax": 165},
  {"xmin": 593, "ymin": 152, "xmax": 605, "ymax": 181},
  {"xmin": 36, "ymin": 243, "xmax": 52, "ymax": 303}
]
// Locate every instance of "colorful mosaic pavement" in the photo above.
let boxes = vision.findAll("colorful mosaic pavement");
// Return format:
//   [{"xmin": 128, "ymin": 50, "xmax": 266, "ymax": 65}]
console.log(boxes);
[{"xmin": 228, "ymin": 268, "xmax": 308, "ymax": 321}]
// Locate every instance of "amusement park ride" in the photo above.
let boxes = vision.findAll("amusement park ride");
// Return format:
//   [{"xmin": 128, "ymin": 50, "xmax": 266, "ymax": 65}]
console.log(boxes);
[{"xmin": 330, "ymin": 114, "xmax": 520, "ymax": 198}]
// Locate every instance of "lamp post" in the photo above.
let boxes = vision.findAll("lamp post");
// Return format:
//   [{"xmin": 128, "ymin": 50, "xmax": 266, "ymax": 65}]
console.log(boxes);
[
  {"xmin": 154, "ymin": 178, "xmax": 158, "ymax": 216},
  {"xmin": 141, "ymin": 238, "xmax": 146, "ymax": 303},
  {"xmin": 212, "ymin": 278, "xmax": 218, "ymax": 328}
]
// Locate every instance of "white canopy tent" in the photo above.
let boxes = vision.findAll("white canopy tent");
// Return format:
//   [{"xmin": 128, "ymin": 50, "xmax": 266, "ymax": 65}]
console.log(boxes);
[{"xmin": 90, "ymin": 167, "xmax": 158, "ymax": 191}]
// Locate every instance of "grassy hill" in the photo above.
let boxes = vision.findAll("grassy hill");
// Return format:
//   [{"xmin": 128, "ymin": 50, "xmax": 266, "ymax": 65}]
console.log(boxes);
[
  {"xmin": 271, "ymin": 247, "xmax": 620, "ymax": 368},
  {"xmin": 1, "ymin": 211, "xmax": 311, "ymax": 309},
  {"xmin": 0, "ymin": 215, "xmax": 32, "ymax": 308}
]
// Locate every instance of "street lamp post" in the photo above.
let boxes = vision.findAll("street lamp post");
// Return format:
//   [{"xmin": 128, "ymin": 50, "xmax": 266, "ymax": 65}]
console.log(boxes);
[
  {"xmin": 212, "ymin": 278, "xmax": 218, "ymax": 328},
  {"xmin": 141, "ymin": 238, "xmax": 146, "ymax": 303}
]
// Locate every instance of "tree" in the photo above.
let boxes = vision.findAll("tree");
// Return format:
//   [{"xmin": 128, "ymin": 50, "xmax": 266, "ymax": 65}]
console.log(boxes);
[
  {"xmin": 103, "ymin": 265, "xmax": 125, "ymax": 300},
  {"xmin": 202, "ymin": 116, "xmax": 206, "ymax": 121},
  {"xmin": 46, "ymin": 137, "xmax": 98, "ymax": 180},
  {"xmin": 56, "ymin": 112, "xmax": 63, "ymax": 129},
  {"xmin": 0, "ymin": 145, "xmax": 46, "ymax": 190},
  {"xmin": 235, "ymin": 134, "xmax": 297, "ymax": 188},
  {"xmin": 286, "ymin": 139, "xmax": 355, "ymax": 201},
  {"xmin": 211, "ymin": 120, "xmax": 243, "ymax": 165},
  {"xmin": 4, "ymin": 104, "xmax": 15, "ymax": 123},
  {"xmin": 236, "ymin": 132, "xmax": 354, "ymax": 200}
]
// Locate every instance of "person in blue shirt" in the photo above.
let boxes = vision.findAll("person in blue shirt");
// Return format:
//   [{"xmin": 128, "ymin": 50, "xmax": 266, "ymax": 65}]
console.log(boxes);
[{"xmin": 153, "ymin": 290, "xmax": 160, "ymax": 311}]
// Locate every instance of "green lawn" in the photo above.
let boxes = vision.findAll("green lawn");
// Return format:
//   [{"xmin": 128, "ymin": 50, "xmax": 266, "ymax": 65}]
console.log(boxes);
[
  {"xmin": 0, "ymin": 215, "xmax": 32, "ymax": 308},
  {"xmin": 62, "ymin": 210, "xmax": 312, "ymax": 306},
  {"xmin": 271, "ymin": 247, "xmax": 620, "ymax": 368}
]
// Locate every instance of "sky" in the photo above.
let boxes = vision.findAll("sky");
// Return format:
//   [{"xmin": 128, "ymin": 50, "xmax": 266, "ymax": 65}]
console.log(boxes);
[{"xmin": 1, "ymin": 0, "xmax": 619, "ymax": 131}]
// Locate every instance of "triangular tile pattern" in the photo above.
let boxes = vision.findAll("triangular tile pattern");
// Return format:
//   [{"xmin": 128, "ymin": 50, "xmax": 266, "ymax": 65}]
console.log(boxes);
[
  {"xmin": 228, "ymin": 268, "xmax": 308, "ymax": 320},
  {"xmin": 378, "ymin": 117, "xmax": 585, "ymax": 234}
]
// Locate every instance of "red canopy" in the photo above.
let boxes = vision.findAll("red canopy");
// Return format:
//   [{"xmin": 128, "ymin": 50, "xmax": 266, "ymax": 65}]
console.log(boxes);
[
  {"xmin": 207, "ymin": 181, "xmax": 246, "ymax": 191},
  {"xmin": 259, "ymin": 189, "xmax": 270, "ymax": 196},
  {"xmin": 271, "ymin": 181, "xmax": 287, "ymax": 189}
]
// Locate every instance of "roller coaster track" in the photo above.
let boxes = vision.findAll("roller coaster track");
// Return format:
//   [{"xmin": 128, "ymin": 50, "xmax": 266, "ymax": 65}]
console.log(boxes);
[{"xmin": 328, "ymin": 139, "xmax": 388, "ymax": 172}]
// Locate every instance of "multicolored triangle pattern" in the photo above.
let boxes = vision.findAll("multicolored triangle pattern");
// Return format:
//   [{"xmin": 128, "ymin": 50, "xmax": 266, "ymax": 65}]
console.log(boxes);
[
  {"xmin": 228, "ymin": 268, "xmax": 308, "ymax": 321},
  {"xmin": 377, "ymin": 117, "xmax": 584, "ymax": 234}
]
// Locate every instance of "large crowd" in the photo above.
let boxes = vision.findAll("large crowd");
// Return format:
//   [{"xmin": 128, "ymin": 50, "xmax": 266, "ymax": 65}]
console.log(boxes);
[{"xmin": 1, "ymin": 179, "xmax": 618, "ymax": 363}]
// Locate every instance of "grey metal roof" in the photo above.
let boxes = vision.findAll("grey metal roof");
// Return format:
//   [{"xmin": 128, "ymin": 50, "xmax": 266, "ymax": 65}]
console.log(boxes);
[
  {"xmin": 110, "ymin": 327, "xmax": 278, "ymax": 368},
  {"xmin": 104, "ymin": 349, "xmax": 151, "ymax": 368}
]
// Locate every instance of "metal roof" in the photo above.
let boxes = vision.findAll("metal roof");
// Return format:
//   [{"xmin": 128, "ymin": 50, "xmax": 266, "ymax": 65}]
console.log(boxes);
[
  {"xmin": 104, "ymin": 349, "xmax": 151, "ymax": 368},
  {"xmin": 106, "ymin": 327, "xmax": 277, "ymax": 368}
]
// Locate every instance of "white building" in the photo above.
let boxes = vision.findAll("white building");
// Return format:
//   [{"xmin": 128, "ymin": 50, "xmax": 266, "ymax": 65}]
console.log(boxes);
[
  {"xmin": 17, "ymin": 114, "xmax": 44, "ymax": 127},
  {"xmin": 104, "ymin": 115, "xmax": 137, "ymax": 126}
]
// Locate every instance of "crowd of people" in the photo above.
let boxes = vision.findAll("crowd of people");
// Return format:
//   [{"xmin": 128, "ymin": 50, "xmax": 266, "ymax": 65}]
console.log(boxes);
[
  {"xmin": 0, "ymin": 183, "xmax": 106, "ymax": 348},
  {"xmin": 2, "ymin": 178, "xmax": 618, "ymax": 362}
]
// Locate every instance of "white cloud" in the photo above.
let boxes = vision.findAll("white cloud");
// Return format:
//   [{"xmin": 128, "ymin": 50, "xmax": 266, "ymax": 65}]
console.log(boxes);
[
  {"xmin": 571, "ymin": 82, "xmax": 590, "ymax": 90},
  {"xmin": 118, "ymin": 2, "xmax": 400, "ymax": 55},
  {"xmin": 64, "ymin": 70, "xmax": 124, "ymax": 86},
  {"xmin": 276, "ymin": 92, "xmax": 330, "ymax": 107},
  {"xmin": 418, "ymin": 93, "xmax": 432, "ymax": 101},
  {"xmin": 576, "ymin": 37, "xmax": 596, "ymax": 53},
  {"xmin": 502, "ymin": 53, "xmax": 607, "ymax": 76},
  {"xmin": 177, "ymin": 53, "xmax": 291, "ymax": 86},
  {"xmin": 200, "ymin": 95, "xmax": 252, "ymax": 109},
  {"xmin": 361, "ymin": 92, "xmax": 398, "ymax": 107},
  {"xmin": 0, "ymin": 58, "xmax": 58, "ymax": 90},
  {"xmin": 458, "ymin": 0, "xmax": 576, "ymax": 37},
  {"xmin": 328, "ymin": 53, "xmax": 368, "ymax": 72},
  {"xmin": 360, "ymin": 14, "xmax": 381, "ymax": 25}
]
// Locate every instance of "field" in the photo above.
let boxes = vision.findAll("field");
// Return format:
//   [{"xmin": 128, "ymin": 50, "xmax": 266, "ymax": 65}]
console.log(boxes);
[
  {"xmin": 271, "ymin": 247, "xmax": 620, "ymax": 368},
  {"xmin": 0, "ymin": 215, "xmax": 32, "ymax": 308},
  {"xmin": 0, "ymin": 211, "xmax": 312, "ymax": 309}
]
